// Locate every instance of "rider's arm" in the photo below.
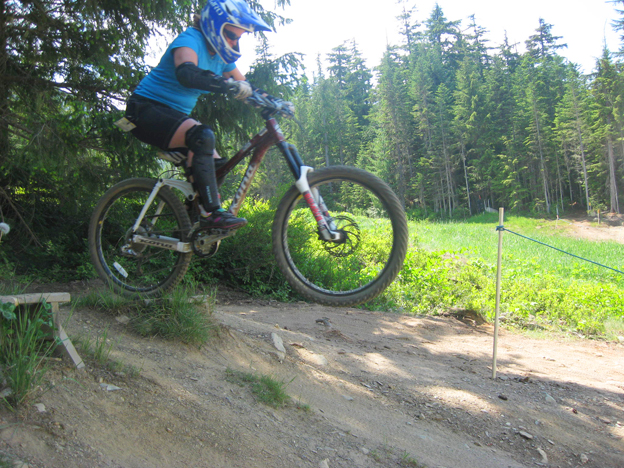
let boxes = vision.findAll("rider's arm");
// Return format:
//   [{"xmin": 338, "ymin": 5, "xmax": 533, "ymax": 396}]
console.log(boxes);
[
  {"xmin": 173, "ymin": 47, "xmax": 230, "ymax": 93},
  {"xmin": 223, "ymin": 67, "xmax": 246, "ymax": 82}
]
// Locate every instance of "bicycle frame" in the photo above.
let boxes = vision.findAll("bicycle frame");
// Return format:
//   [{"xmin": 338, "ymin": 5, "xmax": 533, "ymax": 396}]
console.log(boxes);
[
  {"xmin": 220, "ymin": 117, "xmax": 341, "ymax": 240},
  {"xmin": 129, "ymin": 117, "xmax": 342, "ymax": 254}
]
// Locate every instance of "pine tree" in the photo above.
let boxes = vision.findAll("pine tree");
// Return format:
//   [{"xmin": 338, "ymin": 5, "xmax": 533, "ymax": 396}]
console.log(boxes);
[
  {"xmin": 374, "ymin": 47, "xmax": 414, "ymax": 206},
  {"xmin": 453, "ymin": 54, "xmax": 486, "ymax": 214},
  {"xmin": 554, "ymin": 65, "xmax": 593, "ymax": 211},
  {"xmin": 482, "ymin": 39, "xmax": 526, "ymax": 210},
  {"xmin": 0, "ymin": 0, "xmax": 296, "ymax": 270},
  {"xmin": 344, "ymin": 41, "xmax": 373, "ymax": 128},
  {"xmin": 591, "ymin": 48, "xmax": 623, "ymax": 213},
  {"xmin": 514, "ymin": 20, "xmax": 568, "ymax": 213}
]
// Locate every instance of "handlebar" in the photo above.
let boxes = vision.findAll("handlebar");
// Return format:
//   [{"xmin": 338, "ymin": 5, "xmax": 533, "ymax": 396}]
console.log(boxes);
[{"xmin": 245, "ymin": 90, "xmax": 295, "ymax": 120}]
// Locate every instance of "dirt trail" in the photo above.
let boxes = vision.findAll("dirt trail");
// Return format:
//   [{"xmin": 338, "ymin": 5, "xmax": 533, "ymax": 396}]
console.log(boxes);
[
  {"xmin": 1, "ymin": 293, "xmax": 623, "ymax": 468},
  {"xmin": 555, "ymin": 214, "xmax": 624, "ymax": 244},
  {"xmin": 1, "ymin": 217, "xmax": 623, "ymax": 468}
]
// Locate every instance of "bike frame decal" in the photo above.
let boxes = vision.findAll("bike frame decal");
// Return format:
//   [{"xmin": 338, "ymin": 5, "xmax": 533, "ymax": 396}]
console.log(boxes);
[
  {"xmin": 266, "ymin": 118, "xmax": 285, "ymax": 142},
  {"xmin": 302, "ymin": 191, "xmax": 324, "ymax": 223},
  {"xmin": 224, "ymin": 120, "xmax": 282, "ymax": 216},
  {"xmin": 229, "ymin": 159, "xmax": 260, "ymax": 216},
  {"xmin": 131, "ymin": 234, "xmax": 193, "ymax": 253}
]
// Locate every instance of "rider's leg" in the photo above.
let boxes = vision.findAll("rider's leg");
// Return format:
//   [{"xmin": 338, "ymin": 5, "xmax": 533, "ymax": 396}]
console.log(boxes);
[
  {"xmin": 168, "ymin": 118, "xmax": 227, "ymax": 186},
  {"xmin": 185, "ymin": 124, "xmax": 220, "ymax": 212},
  {"xmin": 169, "ymin": 121, "xmax": 246, "ymax": 229}
]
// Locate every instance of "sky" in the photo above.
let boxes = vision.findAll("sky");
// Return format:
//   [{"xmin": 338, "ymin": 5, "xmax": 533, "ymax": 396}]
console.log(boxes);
[{"xmin": 234, "ymin": 0, "xmax": 622, "ymax": 76}]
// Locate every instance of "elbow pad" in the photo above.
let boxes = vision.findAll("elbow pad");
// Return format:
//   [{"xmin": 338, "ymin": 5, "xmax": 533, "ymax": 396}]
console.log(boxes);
[{"xmin": 175, "ymin": 62, "xmax": 229, "ymax": 94}]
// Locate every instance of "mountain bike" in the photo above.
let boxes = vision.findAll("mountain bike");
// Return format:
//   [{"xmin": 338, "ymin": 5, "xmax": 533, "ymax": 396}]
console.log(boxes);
[{"xmin": 88, "ymin": 91, "xmax": 408, "ymax": 306}]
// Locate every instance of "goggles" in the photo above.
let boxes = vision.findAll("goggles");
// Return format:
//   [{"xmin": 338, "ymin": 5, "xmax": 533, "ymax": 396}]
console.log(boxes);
[{"xmin": 223, "ymin": 28, "xmax": 244, "ymax": 42}]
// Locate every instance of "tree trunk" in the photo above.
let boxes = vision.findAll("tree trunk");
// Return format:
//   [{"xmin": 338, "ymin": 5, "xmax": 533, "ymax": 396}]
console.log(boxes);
[
  {"xmin": 322, "ymin": 114, "xmax": 330, "ymax": 167},
  {"xmin": 0, "ymin": 0, "xmax": 9, "ymax": 167},
  {"xmin": 532, "ymin": 103, "xmax": 550, "ymax": 213},
  {"xmin": 460, "ymin": 143, "xmax": 472, "ymax": 214},
  {"xmin": 555, "ymin": 151, "xmax": 564, "ymax": 212},
  {"xmin": 572, "ymin": 91, "xmax": 591, "ymax": 211},
  {"xmin": 562, "ymin": 146, "xmax": 574, "ymax": 202},
  {"xmin": 606, "ymin": 134, "xmax": 620, "ymax": 213}
]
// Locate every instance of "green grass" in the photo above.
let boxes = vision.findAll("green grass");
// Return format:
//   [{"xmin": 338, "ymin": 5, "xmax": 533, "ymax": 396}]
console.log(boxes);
[
  {"xmin": 73, "ymin": 287, "xmax": 136, "ymax": 313},
  {"xmin": 0, "ymin": 300, "xmax": 57, "ymax": 407},
  {"xmin": 604, "ymin": 317, "xmax": 624, "ymax": 342},
  {"xmin": 0, "ymin": 280, "xmax": 30, "ymax": 296},
  {"xmin": 130, "ymin": 286, "xmax": 217, "ymax": 347},
  {"xmin": 412, "ymin": 213, "xmax": 623, "ymax": 285},
  {"xmin": 225, "ymin": 368, "xmax": 292, "ymax": 408},
  {"xmin": 400, "ymin": 451, "xmax": 424, "ymax": 467},
  {"xmin": 211, "ymin": 205, "xmax": 622, "ymax": 337},
  {"xmin": 75, "ymin": 283, "xmax": 218, "ymax": 348},
  {"xmin": 367, "ymin": 213, "xmax": 624, "ymax": 336},
  {"xmin": 0, "ymin": 454, "xmax": 14, "ymax": 468},
  {"xmin": 72, "ymin": 329, "xmax": 141, "ymax": 377}
]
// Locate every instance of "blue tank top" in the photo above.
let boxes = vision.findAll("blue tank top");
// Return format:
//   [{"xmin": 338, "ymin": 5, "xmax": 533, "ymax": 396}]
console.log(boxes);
[{"xmin": 134, "ymin": 27, "xmax": 236, "ymax": 115}]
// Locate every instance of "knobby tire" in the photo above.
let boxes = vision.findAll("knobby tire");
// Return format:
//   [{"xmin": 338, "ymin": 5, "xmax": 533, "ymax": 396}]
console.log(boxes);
[{"xmin": 272, "ymin": 166, "xmax": 408, "ymax": 306}]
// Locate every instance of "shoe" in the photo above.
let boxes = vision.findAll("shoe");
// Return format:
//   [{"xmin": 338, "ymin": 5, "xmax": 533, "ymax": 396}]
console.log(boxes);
[{"xmin": 199, "ymin": 209, "xmax": 247, "ymax": 231}]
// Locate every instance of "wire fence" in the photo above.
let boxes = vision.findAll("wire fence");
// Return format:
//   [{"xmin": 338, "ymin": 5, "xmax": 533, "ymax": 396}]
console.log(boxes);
[
  {"xmin": 496, "ymin": 225, "xmax": 624, "ymax": 276},
  {"xmin": 491, "ymin": 208, "xmax": 623, "ymax": 378}
]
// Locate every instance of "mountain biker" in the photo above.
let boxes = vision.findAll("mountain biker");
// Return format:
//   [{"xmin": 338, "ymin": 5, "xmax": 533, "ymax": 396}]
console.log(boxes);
[{"xmin": 122, "ymin": 0, "xmax": 278, "ymax": 231}]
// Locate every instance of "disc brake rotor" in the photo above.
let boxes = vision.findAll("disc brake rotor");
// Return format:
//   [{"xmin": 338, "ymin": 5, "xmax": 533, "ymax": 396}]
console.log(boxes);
[{"xmin": 322, "ymin": 215, "xmax": 360, "ymax": 257}]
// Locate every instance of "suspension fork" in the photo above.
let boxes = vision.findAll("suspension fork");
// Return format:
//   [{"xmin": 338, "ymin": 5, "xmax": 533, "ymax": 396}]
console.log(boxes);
[{"xmin": 277, "ymin": 142, "xmax": 340, "ymax": 241}]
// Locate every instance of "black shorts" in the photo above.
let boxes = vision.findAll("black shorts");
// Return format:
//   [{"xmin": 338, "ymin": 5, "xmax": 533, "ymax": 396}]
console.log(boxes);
[{"xmin": 125, "ymin": 94, "xmax": 190, "ymax": 151}]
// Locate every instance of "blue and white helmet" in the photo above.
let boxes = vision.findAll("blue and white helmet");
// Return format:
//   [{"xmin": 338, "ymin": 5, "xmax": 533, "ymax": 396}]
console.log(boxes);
[{"xmin": 200, "ymin": 0, "xmax": 271, "ymax": 64}]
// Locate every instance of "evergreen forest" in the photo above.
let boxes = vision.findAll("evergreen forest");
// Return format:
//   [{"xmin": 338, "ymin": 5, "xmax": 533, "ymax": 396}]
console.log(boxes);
[
  {"xmin": 1, "ymin": 0, "xmax": 624, "ymax": 284},
  {"xmin": 289, "ymin": 4, "xmax": 624, "ymax": 220}
]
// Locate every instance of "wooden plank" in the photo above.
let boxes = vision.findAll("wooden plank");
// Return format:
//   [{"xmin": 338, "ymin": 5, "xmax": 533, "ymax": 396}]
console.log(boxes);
[
  {"xmin": 0, "ymin": 296, "xmax": 18, "ymax": 306},
  {"xmin": 0, "ymin": 292, "xmax": 71, "ymax": 305},
  {"xmin": 0, "ymin": 292, "xmax": 84, "ymax": 370}
]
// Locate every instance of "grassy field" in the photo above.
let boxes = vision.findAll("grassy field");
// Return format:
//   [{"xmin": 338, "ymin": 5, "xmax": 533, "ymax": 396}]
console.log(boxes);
[
  {"xmin": 412, "ymin": 213, "xmax": 624, "ymax": 286},
  {"xmin": 372, "ymin": 213, "xmax": 624, "ymax": 338}
]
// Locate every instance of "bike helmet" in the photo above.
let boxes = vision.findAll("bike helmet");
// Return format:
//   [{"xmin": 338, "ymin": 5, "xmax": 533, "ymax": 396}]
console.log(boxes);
[{"xmin": 200, "ymin": 0, "xmax": 271, "ymax": 64}]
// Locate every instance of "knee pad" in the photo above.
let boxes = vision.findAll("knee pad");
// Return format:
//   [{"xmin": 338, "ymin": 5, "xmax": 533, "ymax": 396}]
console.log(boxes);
[{"xmin": 185, "ymin": 124, "xmax": 215, "ymax": 156}]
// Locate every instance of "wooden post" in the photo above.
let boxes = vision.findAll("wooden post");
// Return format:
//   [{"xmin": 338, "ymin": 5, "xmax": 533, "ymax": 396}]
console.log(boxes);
[{"xmin": 492, "ymin": 208, "xmax": 504, "ymax": 379}]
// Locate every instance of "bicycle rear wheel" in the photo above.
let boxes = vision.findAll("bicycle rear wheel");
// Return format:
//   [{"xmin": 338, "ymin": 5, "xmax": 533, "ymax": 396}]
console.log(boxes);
[
  {"xmin": 272, "ymin": 166, "xmax": 408, "ymax": 306},
  {"xmin": 88, "ymin": 178, "xmax": 193, "ymax": 298}
]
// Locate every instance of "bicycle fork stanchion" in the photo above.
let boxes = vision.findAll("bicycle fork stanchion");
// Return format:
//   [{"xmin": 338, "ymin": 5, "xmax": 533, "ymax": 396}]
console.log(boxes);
[
  {"xmin": 295, "ymin": 166, "xmax": 341, "ymax": 241},
  {"xmin": 492, "ymin": 207, "xmax": 505, "ymax": 379}
]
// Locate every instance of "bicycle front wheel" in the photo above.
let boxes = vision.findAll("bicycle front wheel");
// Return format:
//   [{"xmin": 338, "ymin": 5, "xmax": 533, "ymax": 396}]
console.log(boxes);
[
  {"xmin": 88, "ymin": 178, "xmax": 193, "ymax": 298},
  {"xmin": 273, "ymin": 166, "xmax": 408, "ymax": 306}
]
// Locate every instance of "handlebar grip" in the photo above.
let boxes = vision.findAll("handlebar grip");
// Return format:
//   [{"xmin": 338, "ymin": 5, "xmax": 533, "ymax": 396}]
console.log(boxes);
[{"xmin": 245, "ymin": 91, "xmax": 294, "ymax": 119}]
